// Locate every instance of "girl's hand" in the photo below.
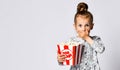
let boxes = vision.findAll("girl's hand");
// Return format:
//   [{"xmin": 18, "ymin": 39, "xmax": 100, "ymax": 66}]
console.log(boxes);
[
  {"xmin": 57, "ymin": 53, "xmax": 66, "ymax": 62},
  {"xmin": 79, "ymin": 29, "xmax": 94, "ymax": 45}
]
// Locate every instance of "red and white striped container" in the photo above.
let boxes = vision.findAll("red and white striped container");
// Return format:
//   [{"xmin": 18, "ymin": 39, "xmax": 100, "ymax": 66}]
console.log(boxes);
[{"xmin": 57, "ymin": 42, "xmax": 84, "ymax": 66}]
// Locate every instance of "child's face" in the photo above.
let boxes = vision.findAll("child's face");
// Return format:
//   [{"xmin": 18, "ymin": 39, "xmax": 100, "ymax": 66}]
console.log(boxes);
[{"xmin": 74, "ymin": 16, "xmax": 93, "ymax": 37}]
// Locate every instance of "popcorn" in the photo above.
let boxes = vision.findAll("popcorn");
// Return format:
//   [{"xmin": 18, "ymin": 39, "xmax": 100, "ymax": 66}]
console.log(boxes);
[{"xmin": 57, "ymin": 41, "xmax": 84, "ymax": 65}]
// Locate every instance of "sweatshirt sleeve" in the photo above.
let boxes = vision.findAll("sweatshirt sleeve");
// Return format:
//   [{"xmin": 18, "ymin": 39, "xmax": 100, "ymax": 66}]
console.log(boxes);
[{"xmin": 91, "ymin": 36, "xmax": 105, "ymax": 54}]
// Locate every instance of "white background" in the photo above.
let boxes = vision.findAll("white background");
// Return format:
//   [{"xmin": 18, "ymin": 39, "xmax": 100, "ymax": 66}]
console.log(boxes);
[{"xmin": 0, "ymin": 0, "xmax": 120, "ymax": 70}]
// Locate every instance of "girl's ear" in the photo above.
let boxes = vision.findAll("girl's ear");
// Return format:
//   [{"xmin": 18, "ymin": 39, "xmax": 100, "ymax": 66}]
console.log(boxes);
[
  {"xmin": 73, "ymin": 23, "xmax": 76, "ymax": 29},
  {"xmin": 90, "ymin": 23, "xmax": 94, "ymax": 30}
]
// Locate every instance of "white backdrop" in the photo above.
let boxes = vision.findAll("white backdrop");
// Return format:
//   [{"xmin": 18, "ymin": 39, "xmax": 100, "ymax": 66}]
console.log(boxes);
[{"xmin": 0, "ymin": 0, "xmax": 120, "ymax": 70}]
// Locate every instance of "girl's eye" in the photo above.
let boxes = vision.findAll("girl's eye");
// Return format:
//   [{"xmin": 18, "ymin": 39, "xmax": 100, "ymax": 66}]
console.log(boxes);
[
  {"xmin": 79, "ymin": 24, "xmax": 82, "ymax": 27},
  {"xmin": 85, "ymin": 24, "xmax": 90, "ymax": 27}
]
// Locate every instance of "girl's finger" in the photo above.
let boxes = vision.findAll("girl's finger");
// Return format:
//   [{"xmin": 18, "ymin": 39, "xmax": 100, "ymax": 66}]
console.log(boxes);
[
  {"xmin": 58, "ymin": 56, "xmax": 66, "ymax": 62},
  {"xmin": 59, "ymin": 59, "xmax": 65, "ymax": 62},
  {"xmin": 60, "ymin": 54, "xmax": 66, "ymax": 57},
  {"xmin": 57, "ymin": 55, "xmax": 66, "ymax": 59}
]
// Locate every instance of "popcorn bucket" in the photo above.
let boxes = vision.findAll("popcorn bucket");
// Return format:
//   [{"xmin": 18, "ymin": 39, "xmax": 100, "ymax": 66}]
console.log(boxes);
[{"xmin": 57, "ymin": 42, "xmax": 84, "ymax": 65}]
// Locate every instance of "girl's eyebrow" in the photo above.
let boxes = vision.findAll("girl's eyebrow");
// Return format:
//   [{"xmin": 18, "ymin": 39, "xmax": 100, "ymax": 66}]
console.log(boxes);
[{"xmin": 85, "ymin": 22, "xmax": 89, "ymax": 24}]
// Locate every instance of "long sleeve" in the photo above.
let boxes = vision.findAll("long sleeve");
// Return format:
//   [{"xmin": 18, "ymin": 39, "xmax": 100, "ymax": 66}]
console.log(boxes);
[{"xmin": 91, "ymin": 36, "xmax": 105, "ymax": 54}]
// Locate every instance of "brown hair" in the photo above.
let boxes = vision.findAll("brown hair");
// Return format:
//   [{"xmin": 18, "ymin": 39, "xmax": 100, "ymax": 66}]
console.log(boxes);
[{"xmin": 74, "ymin": 2, "xmax": 93, "ymax": 24}]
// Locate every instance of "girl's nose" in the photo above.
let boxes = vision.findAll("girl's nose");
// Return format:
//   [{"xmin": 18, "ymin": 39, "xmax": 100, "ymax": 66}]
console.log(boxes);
[{"xmin": 82, "ymin": 26, "xmax": 86, "ymax": 31}]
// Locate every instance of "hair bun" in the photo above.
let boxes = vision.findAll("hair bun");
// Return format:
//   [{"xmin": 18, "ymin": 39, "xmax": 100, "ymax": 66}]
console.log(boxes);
[{"xmin": 77, "ymin": 2, "xmax": 88, "ymax": 13}]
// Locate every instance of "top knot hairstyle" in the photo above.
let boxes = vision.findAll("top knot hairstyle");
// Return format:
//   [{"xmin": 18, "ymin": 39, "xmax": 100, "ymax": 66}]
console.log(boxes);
[
  {"xmin": 74, "ymin": 2, "xmax": 93, "ymax": 24},
  {"xmin": 77, "ymin": 2, "xmax": 88, "ymax": 14}
]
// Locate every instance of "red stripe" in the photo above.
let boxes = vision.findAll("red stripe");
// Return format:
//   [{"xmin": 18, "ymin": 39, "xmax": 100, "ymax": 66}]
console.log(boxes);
[
  {"xmin": 64, "ymin": 45, "xmax": 69, "ymax": 65},
  {"xmin": 73, "ymin": 46, "xmax": 76, "ymax": 65},
  {"xmin": 57, "ymin": 44, "xmax": 63, "ymax": 65},
  {"xmin": 66, "ymin": 60, "xmax": 69, "ymax": 65},
  {"xmin": 57, "ymin": 45, "xmax": 61, "ymax": 54}
]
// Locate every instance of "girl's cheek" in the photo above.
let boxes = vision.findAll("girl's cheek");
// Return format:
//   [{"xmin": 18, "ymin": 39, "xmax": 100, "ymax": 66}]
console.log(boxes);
[{"xmin": 86, "ymin": 27, "xmax": 90, "ymax": 30}]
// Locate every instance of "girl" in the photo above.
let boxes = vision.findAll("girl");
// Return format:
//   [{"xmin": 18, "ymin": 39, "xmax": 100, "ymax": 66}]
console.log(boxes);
[{"xmin": 57, "ymin": 2, "xmax": 105, "ymax": 70}]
